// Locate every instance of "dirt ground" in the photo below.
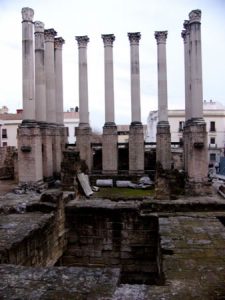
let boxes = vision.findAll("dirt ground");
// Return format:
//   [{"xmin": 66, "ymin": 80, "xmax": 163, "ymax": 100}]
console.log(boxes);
[{"xmin": 0, "ymin": 180, "xmax": 17, "ymax": 196}]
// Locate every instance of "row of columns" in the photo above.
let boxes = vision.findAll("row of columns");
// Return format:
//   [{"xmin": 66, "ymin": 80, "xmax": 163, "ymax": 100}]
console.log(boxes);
[
  {"xmin": 22, "ymin": 7, "xmax": 65, "ymax": 124},
  {"xmin": 181, "ymin": 10, "xmax": 208, "ymax": 194},
  {"xmin": 75, "ymin": 32, "xmax": 144, "ymax": 174},
  {"xmin": 19, "ymin": 7, "xmax": 67, "ymax": 184}
]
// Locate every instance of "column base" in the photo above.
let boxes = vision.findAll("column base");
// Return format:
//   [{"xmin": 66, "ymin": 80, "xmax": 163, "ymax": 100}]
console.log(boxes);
[
  {"xmin": 102, "ymin": 125, "xmax": 118, "ymax": 175},
  {"xmin": 129, "ymin": 123, "xmax": 144, "ymax": 175},
  {"xmin": 156, "ymin": 123, "xmax": 171, "ymax": 170},
  {"xmin": 75, "ymin": 126, "xmax": 92, "ymax": 172}
]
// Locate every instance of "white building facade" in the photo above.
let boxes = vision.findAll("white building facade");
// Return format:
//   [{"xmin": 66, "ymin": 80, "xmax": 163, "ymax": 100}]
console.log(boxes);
[
  {"xmin": 146, "ymin": 100, "xmax": 225, "ymax": 164},
  {"xmin": 0, "ymin": 106, "xmax": 79, "ymax": 147}
]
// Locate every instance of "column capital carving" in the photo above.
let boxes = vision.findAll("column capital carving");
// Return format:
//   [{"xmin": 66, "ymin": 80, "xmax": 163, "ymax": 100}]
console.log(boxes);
[
  {"xmin": 189, "ymin": 9, "xmax": 201, "ymax": 24},
  {"xmin": 54, "ymin": 37, "xmax": 65, "ymax": 49},
  {"xmin": 34, "ymin": 21, "xmax": 44, "ymax": 33},
  {"xmin": 128, "ymin": 32, "xmax": 141, "ymax": 45},
  {"xmin": 155, "ymin": 31, "xmax": 168, "ymax": 44},
  {"xmin": 44, "ymin": 29, "xmax": 57, "ymax": 43},
  {"xmin": 75, "ymin": 36, "xmax": 89, "ymax": 48},
  {"xmin": 21, "ymin": 7, "xmax": 34, "ymax": 22},
  {"xmin": 101, "ymin": 34, "xmax": 115, "ymax": 47}
]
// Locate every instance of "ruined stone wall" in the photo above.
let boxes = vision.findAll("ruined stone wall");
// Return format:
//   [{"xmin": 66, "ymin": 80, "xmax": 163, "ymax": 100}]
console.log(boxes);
[
  {"xmin": 0, "ymin": 146, "xmax": 16, "ymax": 179},
  {"xmin": 0, "ymin": 191, "xmax": 68, "ymax": 267},
  {"xmin": 61, "ymin": 203, "xmax": 162, "ymax": 284}
]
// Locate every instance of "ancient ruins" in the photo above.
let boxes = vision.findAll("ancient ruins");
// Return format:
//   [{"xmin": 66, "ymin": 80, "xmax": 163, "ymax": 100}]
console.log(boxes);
[{"xmin": 1, "ymin": 7, "xmax": 225, "ymax": 300}]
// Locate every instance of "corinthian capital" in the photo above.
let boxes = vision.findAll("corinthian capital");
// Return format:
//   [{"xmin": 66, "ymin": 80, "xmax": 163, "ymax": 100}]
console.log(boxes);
[
  {"xmin": 102, "ymin": 34, "xmax": 115, "ymax": 47},
  {"xmin": 75, "ymin": 36, "xmax": 89, "ymax": 48},
  {"xmin": 44, "ymin": 29, "xmax": 57, "ymax": 42},
  {"xmin": 189, "ymin": 9, "xmax": 201, "ymax": 24},
  {"xmin": 54, "ymin": 37, "xmax": 65, "ymax": 49},
  {"xmin": 128, "ymin": 32, "xmax": 141, "ymax": 45},
  {"xmin": 34, "ymin": 21, "xmax": 44, "ymax": 33},
  {"xmin": 155, "ymin": 31, "xmax": 168, "ymax": 44},
  {"xmin": 21, "ymin": 7, "xmax": 34, "ymax": 22}
]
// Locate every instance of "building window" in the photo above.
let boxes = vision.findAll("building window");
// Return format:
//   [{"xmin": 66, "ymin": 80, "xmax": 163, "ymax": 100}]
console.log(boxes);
[
  {"xmin": 178, "ymin": 121, "xmax": 184, "ymax": 132},
  {"xmin": 210, "ymin": 121, "xmax": 216, "ymax": 132},
  {"xmin": 210, "ymin": 137, "xmax": 215, "ymax": 144},
  {"xmin": 66, "ymin": 127, "xmax": 69, "ymax": 137},
  {"xmin": 2, "ymin": 128, "xmax": 7, "ymax": 139},
  {"xmin": 210, "ymin": 153, "xmax": 216, "ymax": 161},
  {"xmin": 3, "ymin": 142, "xmax": 7, "ymax": 147}
]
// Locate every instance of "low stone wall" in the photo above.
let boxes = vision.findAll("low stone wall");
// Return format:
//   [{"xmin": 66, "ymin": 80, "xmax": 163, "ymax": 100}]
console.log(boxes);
[
  {"xmin": 61, "ymin": 200, "xmax": 162, "ymax": 284},
  {"xmin": 0, "ymin": 191, "xmax": 68, "ymax": 267},
  {"xmin": 0, "ymin": 146, "xmax": 16, "ymax": 179}
]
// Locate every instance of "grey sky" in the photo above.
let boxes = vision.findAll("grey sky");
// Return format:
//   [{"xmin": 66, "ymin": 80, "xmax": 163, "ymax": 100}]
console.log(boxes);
[{"xmin": 0, "ymin": 0, "xmax": 225, "ymax": 131}]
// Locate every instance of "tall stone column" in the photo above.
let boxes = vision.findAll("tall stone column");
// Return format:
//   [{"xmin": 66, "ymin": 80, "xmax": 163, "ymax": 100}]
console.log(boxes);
[
  {"xmin": 101, "ymin": 34, "xmax": 117, "ymax": 174},
  {"xmin": 54, "ymin": 37, "xmax": 65, "ymax": 175},
  {"xmin": 75, "ymin": 36, "xmax": 92, "ymax": 171},
  {"xmin": 155, "ymin": 31, "xmax": 171, "ymax": 171},
  {"xmin": 54, "ymin": 37, "xmax": 65, "ymax": 125},
  {"xmin": 21, "ymin": 7, "xmax": 35, "ymax": 121},
  {"xmin": 189, "ymin": 10, "xmax": 203, "ymax": 121},
  {"xmin": 128, "ymin": 32, "xmax": 144, "ymax": 175},
  {"xmin": 44, "ymin": 28, "xmax": 57, "ymax": 123},
  {"xmin": 34, "ymin": 21, "xmax": 46, "ymax": 122},
  {"xmin": 182, "ymin": 10, "xmax": 209, "ymax": 195},
  {"xmin": 75, "ymin": 36, "xmax": 90, "ymax": 128}
]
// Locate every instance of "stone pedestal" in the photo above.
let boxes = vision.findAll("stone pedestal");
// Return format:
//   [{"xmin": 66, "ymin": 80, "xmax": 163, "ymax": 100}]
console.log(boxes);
[
  {"xmin": 75, "ymin": 127, "xmax": 92, "ymax": 172},
  {"xmin": 40, "ymin": 125, "xmax": 54, "ymax": 179},
  {"xmin": 102, "ymin": 125, "xmax": 118, "ymax": 175},
  {"xmin": 18, "ymin": 122, "xmax": 43, "ymax": 183},
  {"xmin": 129, "ymin": 124, "xmax": 144, "ymax": 175},
  {"xmin": 156, "ymin": 123, "xmax": 171, "ymax": 170},
  {"xmin": 53, "ymin": 126, "xmax": 62, "ymax": 176},
  {"xmin": 184, "ymin": 120, "xmax": 210, "ymax": 195}
]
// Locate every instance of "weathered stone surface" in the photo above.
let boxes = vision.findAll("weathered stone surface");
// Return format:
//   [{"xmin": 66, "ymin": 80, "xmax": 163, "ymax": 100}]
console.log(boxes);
[
  {"xmin": 0, "ymin": 147, "xmax": 16, "ymax": 179},
  {"xmin": 0, "ymin": 265, "xmax": 120, "ymax": 300}
]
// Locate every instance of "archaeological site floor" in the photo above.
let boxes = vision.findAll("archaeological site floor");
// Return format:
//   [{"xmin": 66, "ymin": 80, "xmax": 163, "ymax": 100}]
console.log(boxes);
[{"xmin": 0, "ymin": 180, "xmax": 225, "ymax": 299}]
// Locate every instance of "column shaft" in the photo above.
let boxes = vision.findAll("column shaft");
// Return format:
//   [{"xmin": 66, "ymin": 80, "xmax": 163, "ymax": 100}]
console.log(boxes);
[
  {"xmin": 128, "ymin": 32, "xmax": 141, "ymax": 125},
  {"xmin": 155, "ymin": 31, "xmax": 168, "ymax": 123},
  {"xmin": 54, "ymin": 37, "xmax": 65, "ymax": 125},
  {"xmin": 75, "ymin": 36, "xmax": 89, "ymax": 127},
  {"xmin": 189, "ymin": 10, "xmax": 203, "ymax": 120},
  {"xmin": 45, "ymin": 28, "xmax": 57, "ymax": 123},
  {"xmin": 34, "ymin": 21, "xmax": 46, "ymax": 122},
  {"xmin": 21, "ymin": 7, "xmax": 35, "ymax": 121},
  {"xmin": 102, "ymin": 34, "xmax": 115, "ymax": 125}
]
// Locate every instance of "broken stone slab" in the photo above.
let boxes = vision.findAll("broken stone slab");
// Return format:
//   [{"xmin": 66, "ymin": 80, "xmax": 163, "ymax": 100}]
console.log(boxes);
[
  {"xmin": 96, "ymin": 179, "xmax": 113, "ymax": 187},
  {"xmin": 77, "ymin": 173, "xmax": 93, "ymax": 197},
  {"xmin": 139, "ymin": 176, "xmax": 153, "ymax": 185}
]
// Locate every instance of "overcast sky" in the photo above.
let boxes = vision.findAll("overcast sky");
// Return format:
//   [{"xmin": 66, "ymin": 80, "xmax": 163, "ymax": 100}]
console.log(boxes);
[{"xmin": 0, "ymin": 0, "xmax": 225, "ymax": 131}]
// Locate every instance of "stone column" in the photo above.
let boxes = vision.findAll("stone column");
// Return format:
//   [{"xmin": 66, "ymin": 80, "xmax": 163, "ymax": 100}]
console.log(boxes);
[
  {"xmin": 155, "ymin": 31, "xmax": 171, "ymax": 171},
  {"xmin": 128, "ymin": 32, "xmax": 141, "ymax": 125},
  {"xmin": 44, "ymin": 28, "xmax": 57, "ymax": 123},
  {"xmin": 128, "ymin": 32, "xmax": 144, "ymax": 175},
  {"xmin": 54, "ymin": 37, "xmax": 65, "ymax": 125},
  {"xmin": 182, "ymin": 10, "xmax": 209, "ymax": 195},
  {"xmin": 21, "ymin": 7, "xmax": 35, "ymax": 121},
  {"xmin": 181, "ymin": 21, "xmax": 191, "ymax": 122},
  {"xmin": 75, "ymin": 36, "xmax": 90, "ymax": 128},
  {"xmin": 189, "ymin": 9, "xmax": 203, "ymax": 121},
  {"xmin": 75, "ymin": 36, "xmax": 92, "ymax": 171},
  {"xmin": 34, "ymin": 21, "xmax": 46, "ymax": 122},
  {"xmin": 101, "ymin": 34, "xmax": 117, "ymax": 174}
]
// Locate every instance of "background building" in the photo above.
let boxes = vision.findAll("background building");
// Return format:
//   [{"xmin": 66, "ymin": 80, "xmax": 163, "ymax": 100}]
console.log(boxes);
[{"xmin": 146, "ymin": 100, "xmax": 225, "ymax": 164}]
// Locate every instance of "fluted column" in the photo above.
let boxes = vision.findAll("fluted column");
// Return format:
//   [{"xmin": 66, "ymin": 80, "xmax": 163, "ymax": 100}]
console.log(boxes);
[
  {"xmin": 34, "ymin": 21, "xmax": 46, "ymax": 122},
  {"xmin": 154, "ymin": 31, "xmax": 171, "ymax": 172},
  {"xmin": 21, "ymin": 7, "xmax": 35, "ymax": 121},
  {"xmin": 75, "ymin": 36, "xmax": 90, "ymax": 128},
  {"xmin": 181, "ymin": 21, "xmax": 191, "ymax": 121},
  {"xmin": 128, "ymin": 32, "xmax": 141, "ymax": 125},
  {"xmin": 44, "ymin": 28, "xmax": 57, "ymax": 123},
  {"xmin": 102, "ymin": 34, "xmax": 116, "ymax": 126},
  {"xmin": 189, "ymin": 9, "xmax": 203, "ymax": 120},
  {"xmin": 54, "ymin": 37, "xmax": 65, "ymax": 125},
  {"xmin": 155, "ymin": 31, "xmax": 168, "ymax": 125}
]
